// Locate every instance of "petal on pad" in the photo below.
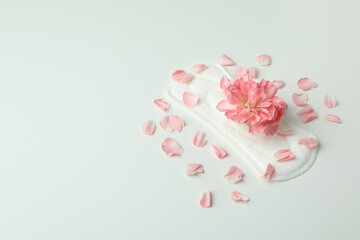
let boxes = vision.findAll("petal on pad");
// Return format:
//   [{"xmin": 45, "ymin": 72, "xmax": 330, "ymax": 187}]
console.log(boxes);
[
  {"xmin": 277, "ymin": 130, "xmax": 294, "ymax": 136},
  {"xmin": 141, "ymin": 120, "xmax": 156, "ymax": 136},
  {"xmin": 216, "ymin": 100, "xmax": 236, "ymax": 112},
  {"xmin": 263, "ymin": 163, "xmax": 276, "ymax": 181},
  {"xmin": 154, "ymin": 99, "xmax": 170, "ymax": 112},
  {"xmin": 323, "ymin": 114, "xmax": 341, "ymax": 123},
  {"xmin": 211, "ymin": 144, "xmax": 228, "ymax": 159},
  {"xmin": 160, "ymin": 115, "xmax": 185, "ymax": 132},
  {"xmin": 185, "ymin": 163, "xmax": 204, "ymax": 176},
  {"xmin": 322, "ymin": 95, "xmax": 337, "ymax": 108},
  {"xmin": 172, "ymin": 70, "xmax": 192, "ymax": 83},
  {"xmin": 224, "ymin": 166, "xmax": 244, "ymax": 184},
  {"xmin": 272, "ymin": 80, "xmax": 285, "ymax": 89},
  {"xmin": 191, "ymin": 64, "xmax": 208, "ymax": 73},
  {"xmin": 191, "ymin": 131, "xmax": 207, "ymax": 147},
  {"xmin": 200, "ymin": 191, "xmax": 212, "ymax": 208},
  {"xmin": 217, "ymin": 54, "xmax": 235, "ymax": 66},
  {"xmin": 298, "ymin": 138, "xmax": 318, "ymax": 148},
  {"xmin": 256, "ymin": 54, "xmax": 272, "ymax": 66},
  {"xmin": 182, "ymin": 92, "xmax": 199, "ymax": 107},
  {"xmin": 230, "ymin": 191, "xmax": 249, "ymax": 202},
  {"xmin": 297, "ymin": 78, "xmax": 317, "ymax": 91},
  {"xmin": 220, "ymin": 76, "xmax": 231, "ymax": 91},
  {"xmin": 296, "ymin": 106, "xmax": 317, "ymax": 123},
  {"xmin": 161, "ymin": 138, "xmax": 183, "ymax": 157},
  {"xmin": 292, "ymin": 93, "xmax": 308, "ymax": 106},
  {"xmin": 274, "ymin": 149, "xmax": 295, "ymax": 162}
]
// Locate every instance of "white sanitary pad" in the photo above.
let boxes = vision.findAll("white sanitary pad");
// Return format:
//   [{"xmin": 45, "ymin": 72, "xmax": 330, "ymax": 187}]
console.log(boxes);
[{"xmin": 166, "ymin": 63, "xmax": 319, "ymax": 181}]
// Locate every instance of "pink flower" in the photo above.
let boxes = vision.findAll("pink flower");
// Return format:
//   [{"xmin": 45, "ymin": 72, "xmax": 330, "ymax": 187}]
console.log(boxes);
[{"xmin": 217, "ymin": 77, "xmax": 287, "ymax": 136}]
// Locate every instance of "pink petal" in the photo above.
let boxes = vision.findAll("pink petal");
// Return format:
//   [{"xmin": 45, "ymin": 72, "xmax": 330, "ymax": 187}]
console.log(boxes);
[
  {"xmin": 216, "ymin": 100, "xmax": 236, "ymax": 112},
  {"xmin": 233, "ymin": 67, "xmax": 258, "ymax": 79},
  {"xmin": 185, "ymin": 163, "xmax": 204, "ymax": 176},
  {"xmin": 211, "ymin": 144, "xmax": 228, "ymax": 159},
  {"xmin": 274, "ymin": 149, "xmax": 295, "ymax": 162},
  {"xmin": 292, "ymin": 93, "xmax": 308, "ymax": 106},
  {"xmin": 159, "ymin": 115, "xmax": 185, "ymax": 132},
  {"xmin": 191, "ymin": 131, "xmax": 207, "ymax": 147},
  {"xmin": 182, "ymin": 92, "xmax": 199, "ymax": 107},
  {"xmin": 224, "ymin": 166, "xmax": 244, "ymax": 184},
  {"xmin": 277, "ymin": 130, "xmax": 294, "ymax": 136},
  {"xmin": 154, "ymin": 99, "xmax": 170, "ymax": 112},
  {"xmin": 296, "ymin": 106, "xmax": 318, "ymax": 123},
  {"xmin": 256, "ymin": 54, "xmax": 272, "ymax": 66},
  {"xmin": 322, "ymin": 95, "xmax": 337, "ymax": 108},
  {"xmin": 161, "ymin": 137, "xmax": 183, "ymax": 157},
  {"xmin": 230, "ymin": 191, "xmax": 249, "ymax": 202},
  {"xmin": 323, "ymin": 114, "xmax": 341, "ymax": 123},
  {"xmin": 272, "ymin": 80, "xmax": 285, "ymax": 89},
  {"xmin": 141, "ymin": 120, "xmax": 156, "ymax": 136},
  {"xmin": 200, "ymin": 191, "xmax": 212, "ymax": 208},
  {"xmin": 172, "ymin": 70, "xmax": 193, "ymax": 83},
  {"xmin": 220, "ymin": 76, "xmax": 231, "ymax": 90},
  {"xmin": 298, "ymin": 138, "xmax": 318, "ymax": 148},
  {"xmin": 297, "ymin": 77, "xmax": 318, "ymax": 91},
  {"xmin": 191, "ymin": 64, "xmax": 208, "ymax": 73},
  {"xmin": 263, "ymin": 163, "xmax": 276, "ymax": 181},
  {"xmin": 217, "ymin": 54, "xmax": 235, "ymax": 66}
]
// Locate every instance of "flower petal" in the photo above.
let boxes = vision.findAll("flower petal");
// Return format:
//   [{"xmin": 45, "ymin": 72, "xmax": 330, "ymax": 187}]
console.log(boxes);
[
  {"xmin": 322, "ymin": 95, "xmax": 337, "ymax": 108},
  {"xmin": 323, "ymin": 114, "xmax": 341, "ymax": 123},
  {"xmin": 200, "ymin": 191, "xmax": 212, "ymax": 208},
  {"xmin": 172, "ymin": 70, "xmax": 193, "ymax": 83},
  {"xmin": 296, "ymin": 106, "xmax": 318, "ymax": 123},
  {"xmin": 277, "ymin": 130, "xmax": 294, "ymax": 136},
  {"xmin": 161, "ymin": 138, "xmax": 183, "ymax": 157},
  {"xmin": 297, "ymin": 77, "xmax": 318, "ymax": 91},
  {"xmin": 298, "ymin": 138, "xmax": 318, "ymax": 148},
  {"xmin": 159, "ymin": 115, "xmax": 185, "ymax": 132},
  {"xmin": 141, "ymin": 120, "xmax": 156, "ymax": 136},
  {"xmin": 263, "ymin": 163, "xmax": 276, "ymax": 181},
  {"xmin": 217, "ymin": 54, "xmax": 235, "ymax": 66},
  {"xmin": 292, "ymin": 93, "xmax": 308, "ymax": 106},
  {"xmin": 216, "ymin": 100, "xmax": 236, "ymax": 112},
  {"xmin": 220, "ymin": 76, "xmax": 231, "ymax": 91},
  {"xmin": 272, "ymin": 80, "xmax": 285, "ymax": 89},
  {"xmin": 211, "ymin": 144, "xmax": 228, "ymax": 159},
  {"xmin": 233, "ymin": 67, "xmax": 258, "ymax": 79},
  {"xmin": 274, "ymin": 149, "xmax": 295, "ymax": 162},
  {"xmin": 224, "ymin": 166, "xmax": 244, "ymax": 184},
  {"xmin": 182, "ymin": 92, "xmax": 199, "ymax": 107},
  {"xmin": 256, "ymin": 54, "xmax": 272, "ymax": 66},
  {"xmin": 154, "ymin": 99, "xmax": 170, "ymax": 112},
  {"xmin": 185, "ymin": 163, "xmax": 204, "ymax": 176},
  {"xmin": 191, "ymin": 64, "xmax": 208, "ymax": 73},
  {"xmin": 191, "ymin": 131, "xmax": 207, "ymax": 147},
  {"xmin": 230, "ymin": 191, "xmax": 249, "ymax": 202}
]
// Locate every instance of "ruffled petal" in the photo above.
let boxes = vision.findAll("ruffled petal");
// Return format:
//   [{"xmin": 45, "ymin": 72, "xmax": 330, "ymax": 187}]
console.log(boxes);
[
  {"xmin": 296, "ymin": 106, "xmax": 317, "ymax": 123},
  {"xmin": 200, "ymin": 191, "xmax": 212, "ymax": 208},
  {"xmin": 216, "ymin": 99, "xmax": 236, "ymax": 112},
  {"xmin": 263, "ymin": 163, "xmax": 276, "ymax": 181},
  {"xmin": 297, "ymin": 78, "xmax": 317, "ymax": 91},
  {"xmin": 191, "ymin": 131, "xmax": 207, "ymax": 147},
  {"xmin": 220, "ymin": 76, "xmax": 231, "ymax": 91},
  {"xmin": 191, "ymin": 64, "xmax": 208, "ymax": 73},
  {"xmin": 159, "ymin": 115, "xmax": 185, "ymax": 132},
  {"xmin": 172, "ymin": 70, "xmax": 192, "ymax": 83},
  {"xmin": 274, "ymin": 149, "xmax": 295, "ymax": 162},
  {"xmin": 211, "ymin": 144, "xmax": 228, "ymax": 159},
  {"xmin": 185, "ymin": 163, "xmax": 204, "ymax": 176},
  {"xmin": 161, "ymin": 138, "xmax": 183, "ymax": 157},
  {"xmin": 323, "ymin": 114, "xmax": 341, "ymax": 123},
  {"xmin": 233, "ymin": 67, "xmax": 258, "ymax": 79},
  {"xmin": 256, "ymin": 54, "xmax": 272, "ymax": 66},
  {"xmin": 322, "ymin": 95, "xmax": 337, "ymax": 108},
  {"xmin": 298, "ymin": 138, "xmax": 318, "ymax": 148},
  {"xmin": 292, "ymin": 93, "xmax": 308, "ymax": 106},
  {"xmin": 277, "ymin": 130, "xmax": 294, "ymax": 136},
  {"xmin": 217, "ymin": 54, "xmax": 235, "ymax": 66},
  {"xmin": 182, "ymin": 92, "xmax": 199, "ymax": 107},
  {"xmin": 224, "ymin": 166, "xmax": 244, "ymax": 184},
  {"xmin": 272, "ymin": 80, "xmax": 285, "ymax": 89},
  {"xmin": 153, "ymin": 99, "xmax": 170, "ymax": 112},
  {"xmin": 141, "ymin": 120, "xmax": 156, "ymax": 136},
  {"xmin": 230, "ymin": 191, "xmax": 249, "ymax": 202}
]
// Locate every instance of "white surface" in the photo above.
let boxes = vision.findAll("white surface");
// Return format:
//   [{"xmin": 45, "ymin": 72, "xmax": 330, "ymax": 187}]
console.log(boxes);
[{"xmin": 0, "ymin": 0, "xmax": 359, "ymax": 239}]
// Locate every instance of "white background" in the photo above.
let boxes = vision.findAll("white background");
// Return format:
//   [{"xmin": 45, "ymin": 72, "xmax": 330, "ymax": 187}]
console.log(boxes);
[{"xmin": 0, "ymin": 0, "xmax": 359, "ymax": 239}]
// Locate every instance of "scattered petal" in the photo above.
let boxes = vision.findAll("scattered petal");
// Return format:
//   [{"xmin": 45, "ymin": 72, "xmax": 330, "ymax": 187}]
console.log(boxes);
[
  {"xmin": 322, "ymin": 95, "xmax": 337, "ymax": 108},
  {"xmin": 230, "ymin": 191, "xmax": 249, "ymax": 202},
  {"xmin": 211, "ymin": 144, "xmax": 228, "ymax": 159},
  {"xmin": 296, "ymin": 106, "xmax": 318, "ymax": 123},
  {"xmin": 161, "ymin": 138, "xmax": 183, "ymax": 157},
  {"xmin": 256, "ymin": 54, "xmax": 272, "ymax": 66},
  {"xmin": 191, "ymin": 131, "xmax": 207, "ymax": 147},
  {"xmin": 272, "ymin": 80, "xmax": 285, "ymax": 89},
  {"xmin": 185, "ymin": 163, "xmax": 204, "ymax": 176},
  {"xmin": 274, "ymin": 149, "xmax": 295, "ymax": 162},
  {"xmin": 217, "ymin": 54, "xmax": 235, "ymax": 66},
  {"xmin": 263, "ymin": 163, "xmax": 276, "ymax": 181},
  {"xmin": 224, "ymin": 166, "xmax": 244, "ymax": 184},
  {"xmin": 182, "ymin": 92, "xmax": 199, "ymax": 107},
  {"xmin": 233, "ymin": 67, "xmax": 258, "ymax": 79},
  {"xmin": 141, "ymin": 120, "xmax": 156, "ymax": 136},
  {"xmin": 191, "ymin": 64, "xmax": 208, "ymax": 73},
  {"xmin": 159, "ymin": 115, "xmax": 185, "ymax": 132},
  {"xmin": 154, "ymin": 99, "xmax": 170, "ymax": 112},
  {"xmin": 297, "ymin": 77, "xmax": 318, "ymax": 91},
  {"xmin": 292, "ymin": 93, "xmax": 308, "ymax": 106},
  {"xmin": 277, "ymin": 130, "xmax": 294, "ymax": 136},
  {"xmin": 323, "ymin": 114, "xmax": 341, "ymax": 123},
  {"xmin": 200, "ymin": 191, "xmax": 212, "ymax": 208},
  {"xmin": 298, "ymin": 138, "xmax": 318, "ymax": 148},
  {"xmin": 172, "ymin": 70, "xmax": 192, "ymax": 83}
]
